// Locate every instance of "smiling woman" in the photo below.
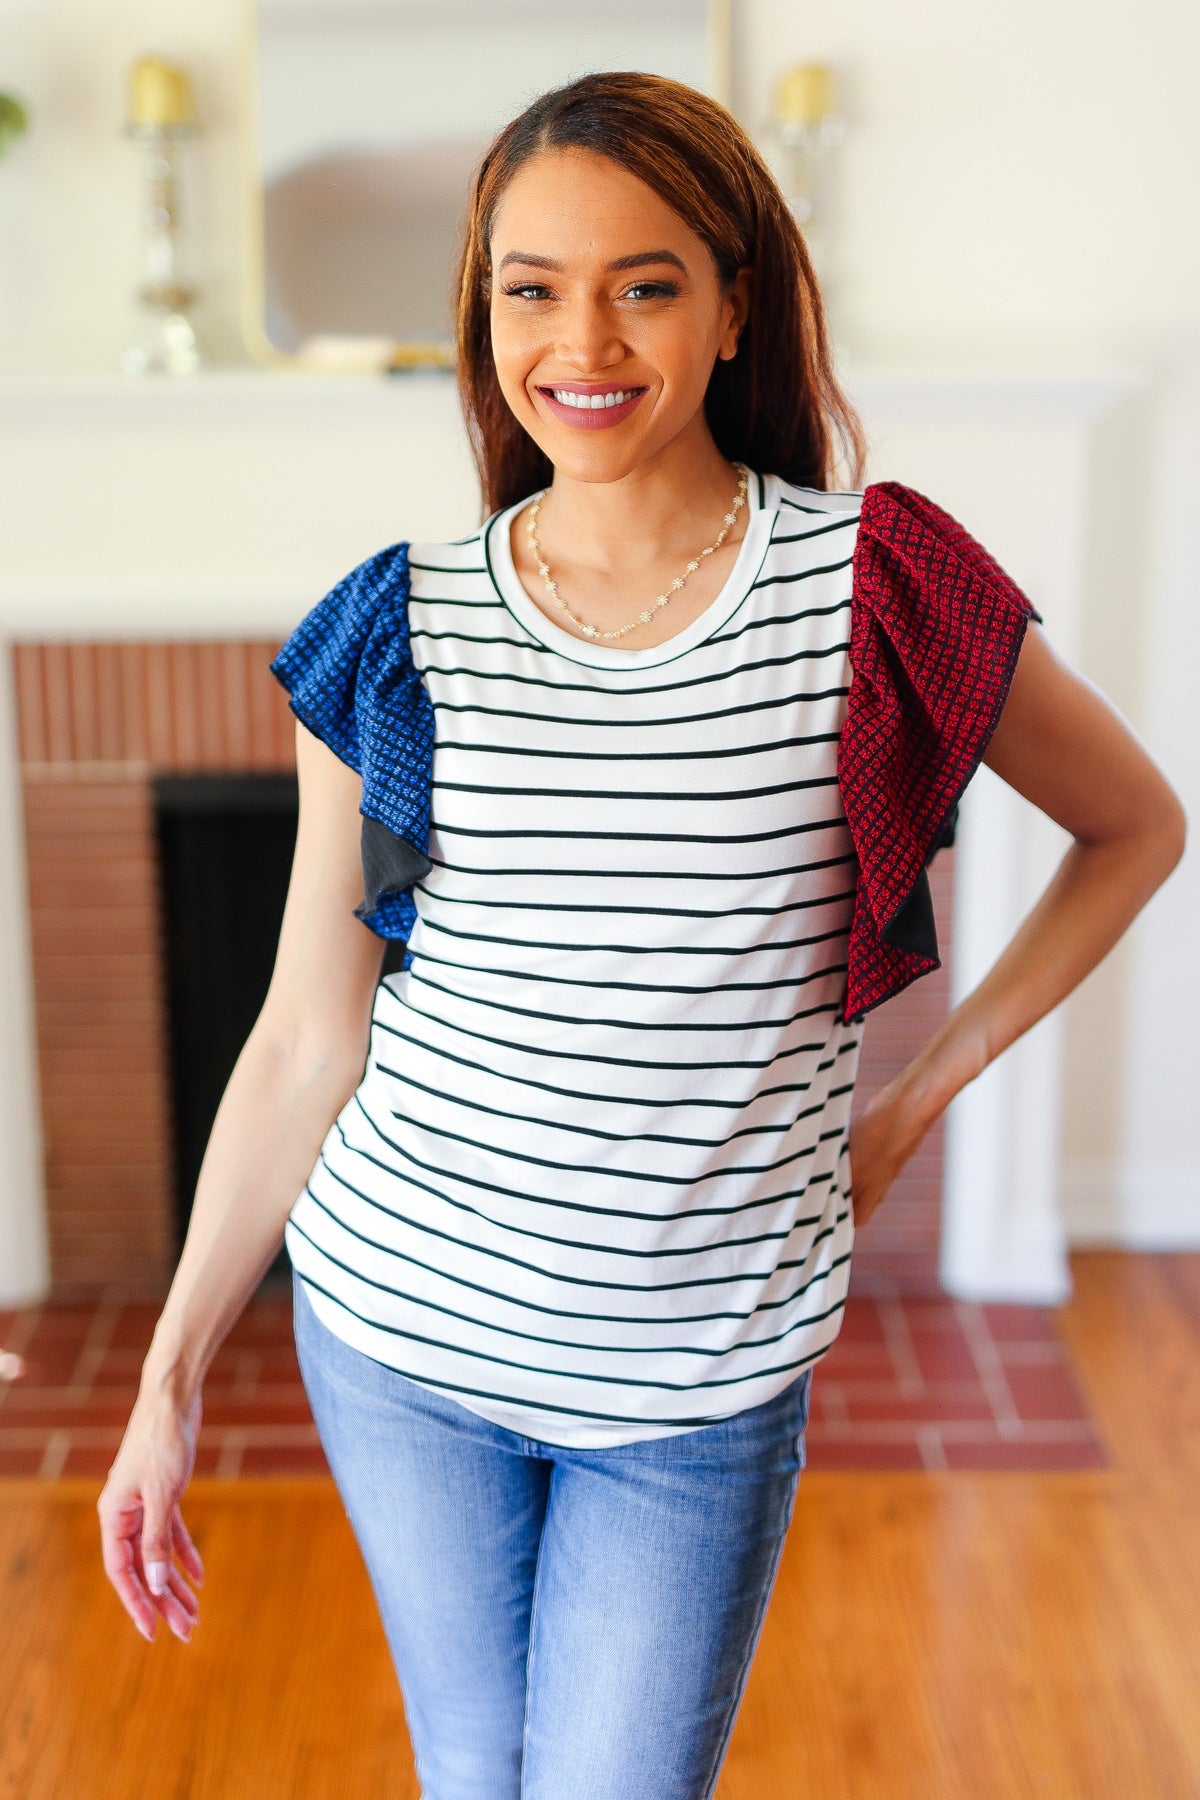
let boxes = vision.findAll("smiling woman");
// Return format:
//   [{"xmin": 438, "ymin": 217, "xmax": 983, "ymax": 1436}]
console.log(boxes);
[
  {"xmin": 488, "ymin": 174, "xmax": 747, "ymax": 495},
  {"xmin": 98, "ymin": 65, "xmax": 1186, "ymax": 1800},
  {"xmin": 456, "ymin": 79, "xmax": 861, "ymax": 516}
]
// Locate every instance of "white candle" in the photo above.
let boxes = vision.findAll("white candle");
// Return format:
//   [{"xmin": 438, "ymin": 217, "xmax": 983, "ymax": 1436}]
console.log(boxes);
[
  {"xmin": 776, "ymin": 64, "xmax": 836, "ymax": 127},
  {"xmin": 128, "ymin": 57, "xmax": 195, "ymax": 129}
]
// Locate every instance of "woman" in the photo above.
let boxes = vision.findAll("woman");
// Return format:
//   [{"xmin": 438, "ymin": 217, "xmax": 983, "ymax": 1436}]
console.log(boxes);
[{"xmin": 99, "ymin": 71, "xmax": 1185, "ymax": 1800}]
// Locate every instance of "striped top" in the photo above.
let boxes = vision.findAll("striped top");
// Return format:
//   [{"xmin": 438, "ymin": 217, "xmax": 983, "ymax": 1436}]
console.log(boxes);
[{"xmin": 281, "ymin": 469, "xmax": 868, "ymax": 1447}]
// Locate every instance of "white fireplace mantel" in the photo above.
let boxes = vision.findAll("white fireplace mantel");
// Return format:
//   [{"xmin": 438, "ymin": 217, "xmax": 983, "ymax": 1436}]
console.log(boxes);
[{"xmin": 0, "ymin": 363, "xmax": 1149, "ymax": 1304}]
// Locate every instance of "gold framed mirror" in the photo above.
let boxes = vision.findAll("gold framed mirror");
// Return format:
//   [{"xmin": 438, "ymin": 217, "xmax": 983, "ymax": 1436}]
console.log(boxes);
[{"xmin": 239, "ymin": 0, "xmax": 733, "ymax": 374}]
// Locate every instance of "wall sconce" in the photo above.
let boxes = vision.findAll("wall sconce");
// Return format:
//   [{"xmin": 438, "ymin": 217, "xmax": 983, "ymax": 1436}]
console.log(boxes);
[
  {"xmin": 121, "ymin": 56, "xmax": 203, "ymax": 376},
  {"xmin": 762, "ymin": 63, "xmax": 845, "ymax": 281}
]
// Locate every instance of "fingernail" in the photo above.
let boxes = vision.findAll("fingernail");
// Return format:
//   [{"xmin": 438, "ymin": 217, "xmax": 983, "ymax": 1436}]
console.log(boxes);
[
  {"xmin": 139, "ymin": 1619, "xmax": 155, "ymax": 1643},
  {"xmin": 147, "ymin": 1561, "xmax": 168, "ymax": 1595}
]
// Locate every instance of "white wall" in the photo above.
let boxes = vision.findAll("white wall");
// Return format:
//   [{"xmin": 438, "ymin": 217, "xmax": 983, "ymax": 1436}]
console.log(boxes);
[
  {"xmin": 738, "ymin": 0, "xmax": 1200, "ymax": 367},
  {"xmin": 1, "ymin": 0, "xmax": 1196, "ymax": 1250}
]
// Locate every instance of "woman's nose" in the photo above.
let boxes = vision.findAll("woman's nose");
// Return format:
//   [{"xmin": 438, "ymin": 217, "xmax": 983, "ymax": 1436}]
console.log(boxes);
[{"xmin": 554, "ymin": 301, "xmax": 624, "ymax": 371}]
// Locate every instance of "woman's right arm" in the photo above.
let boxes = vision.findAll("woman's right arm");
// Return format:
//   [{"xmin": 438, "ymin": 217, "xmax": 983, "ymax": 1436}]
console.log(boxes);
[{"xmin": 97, "ymin": 720, "xmax": 386, "ymax": 1643}]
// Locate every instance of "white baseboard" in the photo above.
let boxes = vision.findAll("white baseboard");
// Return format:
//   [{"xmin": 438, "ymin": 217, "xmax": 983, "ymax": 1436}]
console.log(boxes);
[
  {"xmin": 939, "ymin": 1215, "xmax": 1073, "ymax": 1305},
  {"xmin": 1061, "ymin": 1157, "xmax": 1200, "ymax": 1248}
]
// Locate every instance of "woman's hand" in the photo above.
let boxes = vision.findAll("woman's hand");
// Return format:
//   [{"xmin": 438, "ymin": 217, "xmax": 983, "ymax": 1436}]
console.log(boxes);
[
  {"xmin": 846, "ymin": 1081, "xmax": 935, "ymax": 1230},
  {"xmin": 97, "ymin": 1385, "xmax": 205, "ymax": 1644}
]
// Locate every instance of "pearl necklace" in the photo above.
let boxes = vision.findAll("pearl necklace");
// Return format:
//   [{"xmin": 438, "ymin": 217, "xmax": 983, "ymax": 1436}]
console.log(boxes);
[{"xmin": 524, "ymin": 466, "xmax": 749, "ymax": 643}]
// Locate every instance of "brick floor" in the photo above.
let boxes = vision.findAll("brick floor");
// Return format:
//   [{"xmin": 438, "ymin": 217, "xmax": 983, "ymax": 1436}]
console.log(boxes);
[{"xmin": 0, "ymin": 1277, "xmax": 1108, "ymax": 1479}]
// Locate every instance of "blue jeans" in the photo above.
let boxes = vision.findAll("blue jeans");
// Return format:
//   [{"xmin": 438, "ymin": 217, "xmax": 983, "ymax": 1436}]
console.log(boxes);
[{"xmin": 293, "ymin": 1273, "xmax": 814, "ymax": 1800}]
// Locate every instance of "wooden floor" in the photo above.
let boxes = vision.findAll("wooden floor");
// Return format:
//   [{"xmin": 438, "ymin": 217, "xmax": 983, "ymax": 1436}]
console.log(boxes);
[{"xmin": 0, "ymin": 1250, "xmax": 1196, "ymax": 1798}]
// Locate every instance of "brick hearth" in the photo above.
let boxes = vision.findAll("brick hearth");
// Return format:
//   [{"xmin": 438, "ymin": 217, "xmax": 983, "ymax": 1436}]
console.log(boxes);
[{"xmin": 0, "ymin": 1288, "xmax": 1108, "ymax": 1478}]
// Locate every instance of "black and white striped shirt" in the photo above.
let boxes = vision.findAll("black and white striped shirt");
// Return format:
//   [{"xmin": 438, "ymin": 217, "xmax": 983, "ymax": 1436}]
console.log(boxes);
[{"xmin": 285, "ymin": 469, "xmax": 866, "ymax": 1446}]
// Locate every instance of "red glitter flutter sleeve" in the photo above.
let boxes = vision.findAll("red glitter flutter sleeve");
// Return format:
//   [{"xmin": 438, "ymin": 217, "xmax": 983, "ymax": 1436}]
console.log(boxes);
[{"xmin": 838, "ymin": 480, "xmax": 1045, "ymax": 1023}]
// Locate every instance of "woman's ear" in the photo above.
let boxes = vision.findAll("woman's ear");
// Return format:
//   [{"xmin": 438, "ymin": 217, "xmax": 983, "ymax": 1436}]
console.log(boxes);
[{"xmin": 718, "ymin": 266, "xmax": 753, "ymax": 361}]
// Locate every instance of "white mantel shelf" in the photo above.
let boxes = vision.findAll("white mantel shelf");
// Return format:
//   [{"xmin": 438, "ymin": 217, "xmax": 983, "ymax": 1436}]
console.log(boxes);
[
  {"xmin": 0, "ymin": 361, "xmax": 1145, "ymax": 410},
  {"xmin": 1, "ymin": 362, "xmax": 1145, "ymax": 633},
  {"xmin": 0, "ymin": 361, "xmax": 1151, "ymax": 1304}
]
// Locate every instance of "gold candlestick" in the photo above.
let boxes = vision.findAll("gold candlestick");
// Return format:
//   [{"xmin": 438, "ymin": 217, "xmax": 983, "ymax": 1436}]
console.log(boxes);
[
  {"xmin": 122, "ymin": 56, "xmax": 203, "ymax": 376},
  {"xmin": 767, "ymin": 62, "xmax": 845, "ymax": 228}
]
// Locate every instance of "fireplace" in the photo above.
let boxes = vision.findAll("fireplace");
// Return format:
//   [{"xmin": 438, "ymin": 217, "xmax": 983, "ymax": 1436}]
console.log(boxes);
[
  {"xmin": 12, "ymin": 635, "xmax": 952, "ymax": 1299},
  {"xmin": 154, "ymin": 771, "xmax": 299, "ymax": 1257}
]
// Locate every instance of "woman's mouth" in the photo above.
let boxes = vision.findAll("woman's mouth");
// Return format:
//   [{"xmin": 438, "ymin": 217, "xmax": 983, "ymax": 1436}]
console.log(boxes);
[{"xmin": 534, "ymin": 383, "xmax": 648, "ymax": 430}]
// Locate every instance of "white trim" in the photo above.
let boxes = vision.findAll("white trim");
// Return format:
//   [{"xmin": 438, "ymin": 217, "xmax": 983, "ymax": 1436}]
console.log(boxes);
[
  {"xmin": 0, "ymin": 652, "xmax": 50, "ymax": 1305},
  {"xmin": 939, "ymin": 770, "xmax": 1073, "ymax": 1306},
  {"xmin": 1061, "ymin": 1157, "xmax": 1200, "ymax": 1248}
]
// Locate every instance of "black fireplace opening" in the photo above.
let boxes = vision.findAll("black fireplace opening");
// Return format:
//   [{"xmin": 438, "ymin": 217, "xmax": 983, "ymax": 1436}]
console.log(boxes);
[{"xmin": 153, "ymin": 773, "xmax": 300, "ymax": 1283}]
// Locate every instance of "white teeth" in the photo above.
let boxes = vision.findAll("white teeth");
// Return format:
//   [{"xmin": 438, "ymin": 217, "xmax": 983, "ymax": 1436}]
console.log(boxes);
[{"xmin": 550, "ymin": 388, "xmax": 637, "ymax": 408}]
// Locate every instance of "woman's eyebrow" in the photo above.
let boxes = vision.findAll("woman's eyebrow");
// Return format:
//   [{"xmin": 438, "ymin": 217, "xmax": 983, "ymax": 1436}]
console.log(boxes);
[
  {"xmin": 496, "ymin": 249, "xmax": 689, "ymax": 275},
  {"xmin": 607, "ymin": 250, "xmax": 688, "ymax": 273}
]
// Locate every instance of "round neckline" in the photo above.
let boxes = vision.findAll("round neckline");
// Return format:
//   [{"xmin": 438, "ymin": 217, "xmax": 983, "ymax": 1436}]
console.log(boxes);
[{"xmin": 484, "ymin": 469, "xmax": 778, "ymax": 670}]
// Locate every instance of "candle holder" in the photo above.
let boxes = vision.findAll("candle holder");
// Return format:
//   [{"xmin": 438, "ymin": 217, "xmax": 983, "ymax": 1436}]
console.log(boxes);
[
  {"xmin": 761, "ymin": 64, "xmax": 845, "ymax": 289},
  {"xmin": 121, "ymin": 59, "xmax": 203, "ymax": 376}
]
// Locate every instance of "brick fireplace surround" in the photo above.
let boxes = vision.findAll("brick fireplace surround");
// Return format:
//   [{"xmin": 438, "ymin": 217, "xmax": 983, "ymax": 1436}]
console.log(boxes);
[
  {"xmin": 14, "ymin": 636, "xmax": 953, "ymax": 1301},
  {"xmin": 15, "ymin": 639, "xmax": 294, "ymax": 1296}
]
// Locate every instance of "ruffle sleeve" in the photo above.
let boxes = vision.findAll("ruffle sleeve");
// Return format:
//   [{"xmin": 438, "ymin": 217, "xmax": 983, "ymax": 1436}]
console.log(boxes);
[
  {"xmin": 269, "ymin": 542, "xmax": 435, "ymax": 957},
  {"xmin": 839, "ymin": 480, "xmax": 1045, "ymax": 1024}
]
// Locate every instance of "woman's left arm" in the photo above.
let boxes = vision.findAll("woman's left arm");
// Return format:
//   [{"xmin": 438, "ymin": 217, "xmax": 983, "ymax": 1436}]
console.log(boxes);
[{"xmin": 850, "ymin": 621, "xmax": 1188, "ymax": 1228}]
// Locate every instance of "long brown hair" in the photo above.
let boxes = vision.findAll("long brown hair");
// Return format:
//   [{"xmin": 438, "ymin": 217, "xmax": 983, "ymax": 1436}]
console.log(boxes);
[{"xmin": 453, "ymin": 70, "xmax": 867, "ymax": 516}]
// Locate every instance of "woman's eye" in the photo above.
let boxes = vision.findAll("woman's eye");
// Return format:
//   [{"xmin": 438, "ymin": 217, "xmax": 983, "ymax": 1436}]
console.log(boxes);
[
  {"xmin": 624, "ymin": 282, "xmax": 678, "ymax": 301},
  {"xmin": 499, "ymin": 280, "xmax": 679, "ymax": 302}
]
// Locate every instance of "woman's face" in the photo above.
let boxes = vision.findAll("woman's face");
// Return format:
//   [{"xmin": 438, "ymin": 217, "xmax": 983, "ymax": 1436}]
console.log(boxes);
[{"xmin": 487, "ymin": 146, "xmax": 750, "ymax": 485}]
